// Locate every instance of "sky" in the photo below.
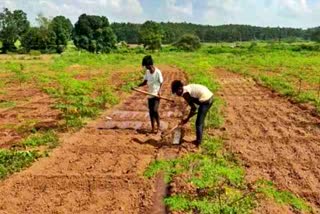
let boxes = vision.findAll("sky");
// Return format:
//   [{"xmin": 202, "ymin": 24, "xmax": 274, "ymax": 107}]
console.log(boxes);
[{"xmin": 0, "ymin": 0, "xmax": 319, "ymax": 28}]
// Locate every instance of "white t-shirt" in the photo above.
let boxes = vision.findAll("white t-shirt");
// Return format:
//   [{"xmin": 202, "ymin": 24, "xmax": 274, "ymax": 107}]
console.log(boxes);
[
  {"xmin": 144, "ymin": 67, "xmax": 163, "ymax": 97},
  {"xmin": 183, "ymin": 84, "xmax": 213, "ymax": 102}
]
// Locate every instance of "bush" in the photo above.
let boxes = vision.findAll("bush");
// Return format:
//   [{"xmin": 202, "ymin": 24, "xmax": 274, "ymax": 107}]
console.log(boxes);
[
  {"xmin": 29, "ymin": 50, "xmax": 41, "ymax": 56},
  {"xmin": 248, "ymin": 41, "xmax": 258, "ymax": 50},
  {"xmin": 174, "ymin": 34, "xmax": 201, "ymax": 51}
]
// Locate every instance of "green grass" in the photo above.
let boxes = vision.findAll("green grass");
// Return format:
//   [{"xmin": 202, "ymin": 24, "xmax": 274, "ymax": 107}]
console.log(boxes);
[
  {"xmin": 0, "ymin": 149, "xmax": 42, "ymax": 178},
  {"xmin": 257, "ymin": 180, "xmax": 312, "ymax": 212},
  {"xmin": 144, "ymin": 137, "xmax": 257, "ymax": 213},
  {"xmin": 42, "ymin": 65, "xmax": 119, "ymax": 129},
  {"xmin": 120, "ymin": 70, "xmax": 143, "ymax": 92},
  {"xmin": 0, "ymin": 101, "xmax": 16, "ymax": 108},
  {"xmin": 21, "ymin": 131, "xmax": 59, "ymax": 148}
]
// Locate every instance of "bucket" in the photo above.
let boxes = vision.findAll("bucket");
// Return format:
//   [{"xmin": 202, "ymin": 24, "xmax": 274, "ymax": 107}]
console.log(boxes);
[{"xmin": 172, "ymin": 127, "xmax": 184, "ymax": 145}]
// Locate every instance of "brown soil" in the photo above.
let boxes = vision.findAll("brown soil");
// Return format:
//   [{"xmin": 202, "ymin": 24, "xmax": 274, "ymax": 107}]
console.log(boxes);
[
  {"xmin": 0, "ymin": 66, "xmax": 195, "ymax": 213},
  {"xmin": 0, "ymin": 84, "xmax": 61, "ymax": 148},
  {"xmin": 214, "ymin": 69, "xmax": 320, "ymax": 212}
]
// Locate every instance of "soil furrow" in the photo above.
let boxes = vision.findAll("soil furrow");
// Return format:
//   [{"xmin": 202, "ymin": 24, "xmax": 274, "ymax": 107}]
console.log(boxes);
[
  {"xmin": 215, "ymin": 69, "xmax": 320, "ymax": 211},
  {"xmin": 0, "ymin": 65, "xmax": 189, "ymax": 214}
]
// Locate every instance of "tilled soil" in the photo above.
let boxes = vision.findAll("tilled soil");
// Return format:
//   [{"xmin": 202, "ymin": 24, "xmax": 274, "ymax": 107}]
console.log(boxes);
[
  {"xmin": 0, "ymin": 66, "xmax": 194, "ymax": 214},
  {"xmin": 214, "ymin": 69, "xmax": 320, "ymax": 212},
  {"xmin": 0, "ymin": 85, "xmax": 61, "ymax": 148}
]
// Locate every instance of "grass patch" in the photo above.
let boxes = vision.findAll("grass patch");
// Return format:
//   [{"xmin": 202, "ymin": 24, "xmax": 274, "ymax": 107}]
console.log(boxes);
[
  {"xmin": 22, "ymin": 131, "xmax": 59, "ymax": 148},
  {"xmin": 0, "ymin": 101, "xmax": 16, "ymax": 108},
  {"xmin": 257, "ymin": 180, "xmax": 312, "ymax": 212},
  {"xmin": 43, "ymin": 72, "xmax": 118, "ymax": 129},
  {"xmin": 144, "ymin": 137, "xmax": 257, "ymax": 213},
  {"xmin": 0, "ymin": 149, "xmax": 42, "ymax": 179},
  {"xmin": 120, "ymin": 70, "xmax": 143, "ymax": 92}
]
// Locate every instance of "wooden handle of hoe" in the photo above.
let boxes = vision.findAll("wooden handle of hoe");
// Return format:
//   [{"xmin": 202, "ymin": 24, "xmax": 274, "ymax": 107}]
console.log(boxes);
[{"xmin": 133, "ymin": 88, "xmax": 174, "ymax": 102}]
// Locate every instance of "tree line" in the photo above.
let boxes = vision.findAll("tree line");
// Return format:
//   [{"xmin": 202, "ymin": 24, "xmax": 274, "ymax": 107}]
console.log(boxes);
[
  {"xmin": 0, "ymin": 8, "xmax": 319, "ymax": 54},
  {"xmin": 112, "ymin": 22, "xmax": 320, "ymax": 44}
]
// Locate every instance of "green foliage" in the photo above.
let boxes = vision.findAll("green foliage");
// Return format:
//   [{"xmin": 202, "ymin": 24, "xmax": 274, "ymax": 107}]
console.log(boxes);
[
  {"xmin": 49, "ymin": 16, "xmax": 73, "ymax": 53},
  {"xmin": 22, "ymin": 131, "xmax": 58, "ymax": 148},
  {"xmin": 29, "ymin": 50, "xmax": 41, "ymax": 56},
  {"xmin": 174, "ymin": 34, "xmax": 201, "ymax": 51},
  {"xmin": 145, "ymin": 137, "xmax": 255, "ymax": 213},
  {"xmin": 0, "ymin": 101, "xmax": 16, "ymax": 108},
  {"xmin": 259, "ymin": 75, "xmax": 295, "ymax": 96},
  {"xmin": 21, "ymin": 26, "xmax": 56, "ymax": 53},
  {"xmin": 111, "ymin": 22, "xmax": 311, "ymax": 44},
  {"xmin": 165, "ymin": 195, "xmax": 256, "ymax": 214},
  {"xmin": 257, "ymin": 181, "xmax": 312, "ymax": 212},
  {"xmin": 0, "ymin": 8, "xmax": 30, "ymax": 53},
  {"xmin": 120, "ymin": 70, "xmax": 142, "ymax": 92},
  {"xmin": 139, "ymin": 21, "xmax": 163, "ymax": 50},
  {"xmin": 42, "ymin": 67, "xmax": 118, "ymax": 129},
  {"xmin": 0, "ymin": 149, "xmax": 41, "ymax": 179},
  {"xmin": 73, "ymin": 14, "xmax": 116, "ymax": 53},
  {"xmin": 310, "ymin": 28, "xmax": 320, "ymax": 43},
  {"xmin": 111, "ymin": 22, "xmax": 140, "ymax": 44},
  {"xmin": 5, "ymin": 62, "xmax": 29, "ymax": 84}
]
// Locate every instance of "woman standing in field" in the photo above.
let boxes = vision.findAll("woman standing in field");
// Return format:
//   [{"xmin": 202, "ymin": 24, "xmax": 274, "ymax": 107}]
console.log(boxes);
[
  {"xmin": 135, "ymin": 55, "xmax": 163, "ymax": 133},
  {"xmin": 171, "ymin": 80, "xmax": 213, "ymax": 146}
]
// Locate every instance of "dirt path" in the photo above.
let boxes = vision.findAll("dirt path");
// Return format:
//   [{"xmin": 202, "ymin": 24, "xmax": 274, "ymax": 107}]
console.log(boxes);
[
  {"xmin": 0, "ymin": 66, "xmax": 192, "ymax": 214},
  {"xmin": 214, "ymin": 69, "xmax": 320, "ymax": 212}
]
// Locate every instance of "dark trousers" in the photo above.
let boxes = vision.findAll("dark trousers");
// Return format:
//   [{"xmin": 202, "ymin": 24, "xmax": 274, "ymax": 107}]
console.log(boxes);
[
  {"xmin": 148, "ymin": 97, "xmax": 160, "ymax": 129},
  {"xmin": 196, "ymin": 97, "xmax": 213, "ymax": 144}
]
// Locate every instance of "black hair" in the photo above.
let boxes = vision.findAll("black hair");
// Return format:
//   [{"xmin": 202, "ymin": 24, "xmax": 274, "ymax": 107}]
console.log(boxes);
[
  {"xmin": 171, "ymin": 80, "xmax": 183, "ymax": 94},
  {"xmin": 142, "ymin": 55, "xmax": 153, "ymax": 66}
]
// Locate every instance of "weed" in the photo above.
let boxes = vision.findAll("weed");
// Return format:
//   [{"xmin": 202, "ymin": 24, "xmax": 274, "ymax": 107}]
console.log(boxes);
[
  {"xmin": 22, "ymin": 131, "xmax": 59, "ymax": 148},
  {"xmin": 0, "ymin": 101, "xmax": 16, "ymax": 108},
  {"xmin": 0, "ymin": 149, "xmax": 41, "ymax": 179},
  {"xmin": 120, "ymin": 70, "xmax": 142, "ymax": 92},
  {"xmin": 257, "ymin": 180, "xmax": 312, "ymax": 212}
]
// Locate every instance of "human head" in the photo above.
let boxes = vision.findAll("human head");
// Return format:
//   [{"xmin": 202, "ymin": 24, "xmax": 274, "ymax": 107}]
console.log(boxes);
[
  {"xmin": 142, "ymin": 55, "xmax": 153, "ymax": 70},
  {"xmin": 171, "ymin": 80, "xmax": 184, "ymax": 96}
]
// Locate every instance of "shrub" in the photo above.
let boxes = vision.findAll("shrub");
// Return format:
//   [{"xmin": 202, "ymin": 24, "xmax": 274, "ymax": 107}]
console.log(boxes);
[
  {"xmin": 174, "ymin": 34, "xmax": 201, "ymax": 51},
  {"xmin": 29, "ymin": 50, "xmax": 41, "ymax": 56}
]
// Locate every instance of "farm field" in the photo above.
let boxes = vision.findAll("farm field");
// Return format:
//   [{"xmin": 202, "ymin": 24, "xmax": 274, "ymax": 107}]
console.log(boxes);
[{"xmin": 0, "ymin": 43, "xmax": 320, "ymax": 213}]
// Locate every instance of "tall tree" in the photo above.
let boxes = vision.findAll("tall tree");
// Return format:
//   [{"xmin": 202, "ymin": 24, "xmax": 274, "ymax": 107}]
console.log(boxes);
[
  {"xmin": 21, "ymin": 27, "xmax": 56, "ymax": 52},
  {"xmin": 50, "ymin": 16, "xmax": 73, "ymax": 53},
  {"xmin": 36, "ymin": 13, "xmax": 51, "ymax": 29},
  {"xmin": 139, "ymin": 21, "xmax": 163, "ymax": 50},
  {"xmin": 0, "ymin": 8, "xmax": 30, "ymax": 53},
  {"xmin": 310, "ymin": 28, "xmax": 320, "ymax": 43},
  {"xmin": 73, "ymin": 14, "xmax": 116, "ymax": 53}
]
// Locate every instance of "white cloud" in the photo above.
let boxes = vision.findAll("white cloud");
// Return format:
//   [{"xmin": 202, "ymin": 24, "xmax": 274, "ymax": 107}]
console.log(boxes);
[
  {"xmin": 0, "ymin": 0, "xmax": 319, "ymax": 28},
  {"xmin": 0, "ymin": 0, "xmax": 143, "ymax": 24},
  {"xmin": 166, "ymin": 0, "xmax": 192, "ymax": 16}
]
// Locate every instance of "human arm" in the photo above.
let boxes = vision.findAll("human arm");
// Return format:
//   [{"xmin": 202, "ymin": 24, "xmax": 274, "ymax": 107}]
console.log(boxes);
[
  {"xmin": 157, "ymin": 70, "xmax": 163, "ymax": 96},
  {"xmin": 137, "ymin": 80, "xmax": 147, "ymax": 87},
  {"xmin": 180, "ymin": 93, "xmax": 197, "ymax": 125},
  {"xmin": 132, "ymin": 71, "xmax": 148, "ymax": 89}
]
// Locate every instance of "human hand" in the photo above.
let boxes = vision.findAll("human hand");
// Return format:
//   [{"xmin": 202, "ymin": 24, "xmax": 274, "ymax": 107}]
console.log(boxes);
[{"xmin": 180, "ymin": 119, "xmax": 188, "ymax": 125}]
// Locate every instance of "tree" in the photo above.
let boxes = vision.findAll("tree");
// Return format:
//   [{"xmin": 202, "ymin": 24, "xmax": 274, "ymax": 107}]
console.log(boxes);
[
  {"xmin": 36, "ymin": 13, "xmax": 51, "ymax": 29},
  {"xmin": 310, "ymin": 28, "xmax": 320, "ymax": 43},
  {"xmin": 73, "ymin": 14, "xmax": 116, "ymax": 53},
  {"xmin": 21, "ymin": 14, "xmax": 57, "ymax": 53},
  {"xmin": 21, "ymin": 27, "xmax": 56, "ymax": 52},
  {"xmin": 50, "ymin": 16, "xmax": 73, "ymax": 53},
  {"xmin": 0, "ymin": 8, "xmax": 30, "ymax": 53},
  {"xmin": 139, "ymin": 21, "xmax": 163, "ymax": 50},
  {"xmin": 174, "ymin": 34, "xmax": 201, "ymax": 51}
]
